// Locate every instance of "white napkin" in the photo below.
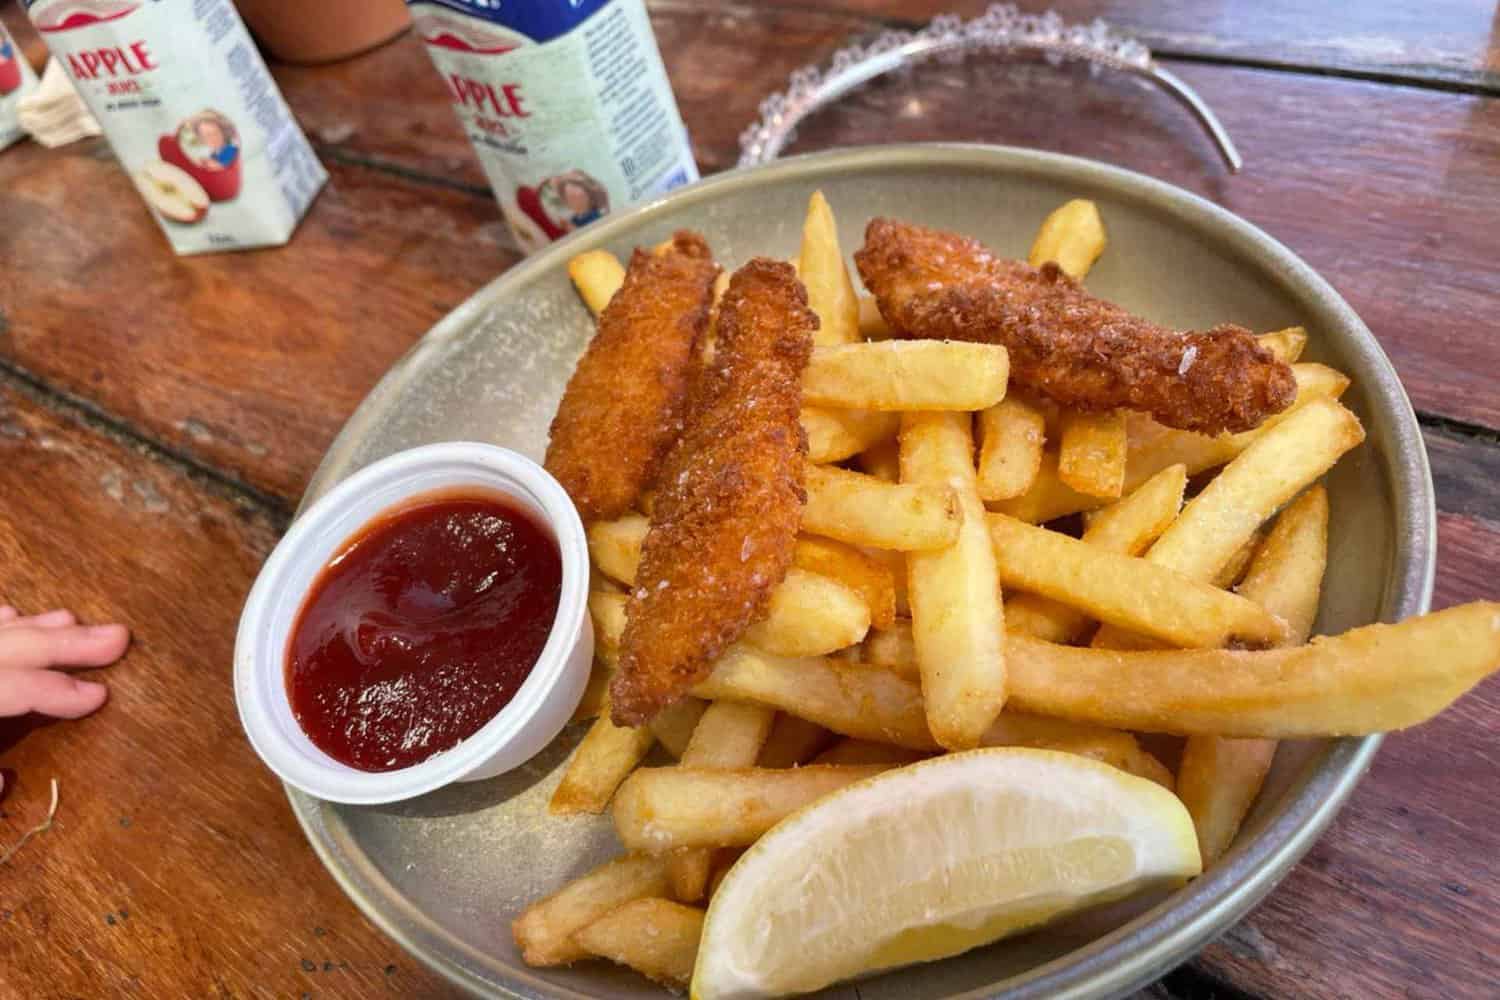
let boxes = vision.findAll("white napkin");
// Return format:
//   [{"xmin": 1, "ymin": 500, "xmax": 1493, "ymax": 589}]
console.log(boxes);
[{"xmin": 18, "ymin": 59, "xmax": 101, "ymax": 148}]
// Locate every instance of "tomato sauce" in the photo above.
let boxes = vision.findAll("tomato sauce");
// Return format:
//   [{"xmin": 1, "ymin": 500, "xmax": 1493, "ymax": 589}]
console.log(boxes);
[{"xmin": 286, "ymin": 491, "xmax": 561, "ymax": 772}]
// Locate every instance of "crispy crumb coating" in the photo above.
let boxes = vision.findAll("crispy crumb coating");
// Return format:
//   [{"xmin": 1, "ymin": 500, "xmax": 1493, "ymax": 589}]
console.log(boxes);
[
  {"xmin": 854, "ymin": 218, "xmax": 1296, "ymax": 434},
  {"xmin": 545, "ymin": 232, "xmax": 719, "ymax": 520},
  {"xmin": 610, "ymin": 259, "xmax": 817, "ymax": 725}
]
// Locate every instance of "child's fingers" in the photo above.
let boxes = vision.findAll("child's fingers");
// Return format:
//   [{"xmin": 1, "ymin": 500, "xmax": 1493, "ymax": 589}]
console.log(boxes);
[
  {"xmin": 0, "ymin": 669, "xmax": 109, "ymax": 718},
  {"xmin": 0, "ymin": 609, "xmax": 78, "ymax": 630},
  {"xmin": 0, "ymin": 624, "xmax": 130, "ymax": 672}
]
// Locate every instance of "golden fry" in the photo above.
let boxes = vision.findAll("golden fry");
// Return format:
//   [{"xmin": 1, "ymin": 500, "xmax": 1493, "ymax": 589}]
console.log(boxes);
[
  {"xmin": 803, "ymin": 463, "xmax": 960, "ymax": 551},
  {"xmin": 1006, "ymin": 602, "xmax": 1500, "ymax": 737},
  {"xmin": 1057, "ymin": 409, "xmax": 1126, "ymax": 499},
  {"xmin": 567, "ymin": 249, "xmax": 627, "ymax": 317},
  {"xmin": 797, "ymin": 190, "xmax": 861, "ymax": 346},
  {"xmin": 756, "ymin": 712, "xmax": 834, "ymax": 768},
  {"xmin": 613, "ymin": 765, "xmax": 892, "ymax": 853},
  {"xmin": 1028, "ymin": 198, "xmax": 1106, "ymax": 278},
  {"xmin": 803, "ymin": 341, "xmax": 1009, "ymax": 411},
  {"xmin": 987, "ymin": 513, "xmax": 1287, "ymax": 648},
  {"xmin": 901, "ymin": 410, "xmax": 1008, "ymax": 749},
  {"xmin": 793, "ymin": 535, "xmax": 898, "ymax": 630},
  {"xmin": 512, "ymin": 854, "xmax": 670, "ymax": 967},
  {"xmin": 801, "ymin": 406, "xmax": 899, "ymax": 464},
  {"xmin": 976, "ymin": 396, "xmax": 1046, "ymax": 501},
  {"xmin": 550, "ymin": 698, "xmax": 656, "ymax": 814},
  {"xmin": 573, "ymin": 898, "xmax": 704, "ymax": 989}
]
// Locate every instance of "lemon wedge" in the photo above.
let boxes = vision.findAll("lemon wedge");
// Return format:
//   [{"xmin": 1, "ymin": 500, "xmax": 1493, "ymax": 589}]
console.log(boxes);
[{"xmin": 691, "ymin": 747, "xmax": 1200, "ymax": 999}]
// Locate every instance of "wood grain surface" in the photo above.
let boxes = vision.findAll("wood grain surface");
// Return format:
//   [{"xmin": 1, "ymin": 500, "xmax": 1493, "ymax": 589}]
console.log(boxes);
[
  {"xmin": 0, "ymin": 1, "xmax": 1497, "ymax": 997},
  {"xmin": 750, "ymin": 0, "xmax": 1500, "ymax": 91},
  {"xmin": 0, "ymin": 379, "xmax": 457, "ymax": 999}
]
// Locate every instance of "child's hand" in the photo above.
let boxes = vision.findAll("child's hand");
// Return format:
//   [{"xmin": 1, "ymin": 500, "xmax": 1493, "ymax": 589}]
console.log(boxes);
[{"xmin": 0, "ymin": 605, "xmax": 129, "ymax": 719}]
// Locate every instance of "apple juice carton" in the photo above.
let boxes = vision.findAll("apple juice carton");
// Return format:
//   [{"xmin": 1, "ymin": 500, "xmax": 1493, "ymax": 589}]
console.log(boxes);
[
  {"xmin": 24, "ymin": 0, "xmax": 327, "ymax": 254},
  {"xmin": 0, "ymin": 20, "xmax": 41, "ymax": 151},
  {"xmin": 407, "ymin": 0, "xmax": 698, "ymax": 253}
]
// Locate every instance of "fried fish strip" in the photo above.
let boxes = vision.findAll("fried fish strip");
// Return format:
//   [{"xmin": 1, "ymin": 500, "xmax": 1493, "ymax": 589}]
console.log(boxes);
[
  {"xmin": 611, "ymin": 259, "xmax": 817, "ymax": 725},
  {"xmin": 854, "ymin": 219, "xmax": 1296, "ymax": 434},
  {"xmin": 545, "ymin": 232, "xmax": 719, "ymax": 520}
]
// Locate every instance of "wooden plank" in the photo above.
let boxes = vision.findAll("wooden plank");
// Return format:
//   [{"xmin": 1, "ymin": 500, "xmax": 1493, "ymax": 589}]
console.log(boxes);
[
  {"xmin": 0, "ymin": 381, "xmax": 460, "ymax": 999},
  {"xmin": 0, "ymin": 139, "xmax": 517, "ymax": 502},
  {"xmin": 1190, "ymin": 426, "xmax": 1500, "ymax": 998},
  {"xmin": 748, "ymin": 0, "xmax": 1500, "ymax": 91}
]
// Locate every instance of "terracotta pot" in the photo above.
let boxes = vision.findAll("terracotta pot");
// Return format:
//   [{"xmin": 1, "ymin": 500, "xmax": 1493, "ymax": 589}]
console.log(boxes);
[{"xmin": 233, "ymin": 0, "xmax": 410, "ymax": 65}]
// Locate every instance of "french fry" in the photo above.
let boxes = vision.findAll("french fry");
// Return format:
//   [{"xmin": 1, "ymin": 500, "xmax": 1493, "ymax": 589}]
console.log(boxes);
[
  {"xmin": 573, "ymin": 898, "xmax": 704, "ymax": 989},
  {"xmin": 1211, "ymin": 530, "xmax": 1262, "ymax": 590},
  {"xmin": 1032, "ymin": 197, "xmax": 1119, "ymax": 504},
  {"xmin": 1028, "ymin": 198, "xmax": 1106, "ymax": 278},
  {"xmin": 793, "ymin": 535, "xmax": 898, "ymax": 630},
  {"xmin": 811, "ymin": 739, "xmax": 929, "ymax": 767},
  {"xmin": 797, "ymin": 190, "xmax": 861, "ymax": 347},
  {"xmin": 801, "ymin": 406, "xmax": 899, "ymax": 464},
  {"xmin": 649, "ymin": 697, "xmax": 708, "ymax": 759},
  {"xmin": 1179, "ymin": 486, "xmax": 1329, "ymax": 864},
  {"xmin": 511, "ymin": 854, "xmax": 670, "ymax": 966},
  {"xmin": 803, "ymin": 341, "xmax": 1009, "ymax": 411},
  {"xmin": 901, "ymin": 410, "xmax": 1008, "ymax": 749},
  {"xmin": 669, "ymin": 701, "xmax": 776, "ymax": 901},
  {"xmin": 991, "ymin": 362, "xmax": 1350, "ymax": 524},
  {"xmin": 743, "ymin": 569, "xmax": 870, "ymax": 657},
  {"xmin": 1258, "ymin": 326, "xmax": 1308, "ymax": 363},
  {"xmin": 567, "ymin": 249, "xmax": 626, "ymax": 317},
  {"xmin": 863, "ymin": 621, "xmax": 916, "ymax": 674},
  {"xmin": 979, "ymin": 712, "xmax": 1172, "ymax": 789},
  {"xmin": 976, "ymin": 396, "xmax": 1046, "ymax": 501},
  {"xmin": 694, "ymin": 644, "xmax": 936, "ymax": 750},
  {"xmin": 1003, "ymin": 463, "xmax": 1188, "ymax": 645},
  {"xmin": 1081, "ymin": 462, "xmax": 1188, "ymax": 555},
  {"xmin": 572, "ymin": 662, "xmax": 612, "ymax": 723},
  {"xmin": 857, "ymin": 294, "xmax": 893, "ymax": 339},
  {"xmin": 1141, "ymin": 399, "xmax": 1362, "ymax": 580},
  {"xmin": 1083, "ymin": 398, "xmax": 1357, "ymax": 653},
  {"xmin": 587, "ymin": 514, "xmax": 649, "ymax": 587},
  {"xmin": 1090, "ymin": 399, "xmax": 1356, "ymax": 651},
  {"xmin": 1004, "ymin": 602, "xmax": 1500, "ymax": 737},
  {"xmin": 803, "ymin": 464, "xmax": 960, "ymax": 551},
  {"xmin": 589, "ymin": 589, "xmax": 628, "ymax": 667},
  {"xmin": 613, "ymin": 765, "xmax": 892, "ymax": 853},
  {"xmin": 857, "ymin": 436, "xmax": 901, "ymax": 482},
  {"xmin": 987, "ymin": 513, "xmax": 1287, "ymax": 648},
  {"xmin": 551, "ymin": 697, "xmax": 656, "ymax": 814},
  {"xmin": 1237, "ymin": 487, "xmax": 1329, "ymax": 642},
  {"xmin": 756, "ymin": 712, "xmax": 833, "ymax": 768},
  {"xmin": 1057, "ymin": 409, "xmax": 1127, "ymax": 499},
  {"xmin": 588, "ymin": 514, "xmax": 873, "ymax": 656}
]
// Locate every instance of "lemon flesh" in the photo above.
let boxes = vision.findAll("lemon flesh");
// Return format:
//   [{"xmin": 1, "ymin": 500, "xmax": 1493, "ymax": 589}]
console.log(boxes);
[{"xmin": 692, "ymin": 747, "xmax": 1201, "ymax": 999}]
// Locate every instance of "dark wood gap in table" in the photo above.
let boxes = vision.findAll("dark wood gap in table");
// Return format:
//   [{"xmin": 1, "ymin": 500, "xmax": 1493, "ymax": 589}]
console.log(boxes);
[{"xmin": 0, "ymin": 357, "xmax": 293, "ymax": 524}]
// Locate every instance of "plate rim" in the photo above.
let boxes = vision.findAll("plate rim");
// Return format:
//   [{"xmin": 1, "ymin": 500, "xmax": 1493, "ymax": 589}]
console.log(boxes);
[{"xmin": 284, "ymin": 142, "xmax": 1437, "ymax": 1000}]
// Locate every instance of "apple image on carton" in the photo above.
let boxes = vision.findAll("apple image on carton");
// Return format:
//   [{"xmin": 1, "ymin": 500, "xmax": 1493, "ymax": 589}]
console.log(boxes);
[
  {"xmin": 0, "ymin": 57, "xmax": 21, "ymax": 96},
  {"xmin": 134, "ymin": 160, "xmax": 210, "ymax": 225},
  {"xmin": 158, "ymin": 132, "xmax": 241, "ymax": 202}
]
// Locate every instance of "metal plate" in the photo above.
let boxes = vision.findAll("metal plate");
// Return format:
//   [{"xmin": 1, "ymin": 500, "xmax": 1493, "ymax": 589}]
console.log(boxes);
[{"xmin": 285, "ymin": 145, "xmax": 1436, "ymax": 1000}]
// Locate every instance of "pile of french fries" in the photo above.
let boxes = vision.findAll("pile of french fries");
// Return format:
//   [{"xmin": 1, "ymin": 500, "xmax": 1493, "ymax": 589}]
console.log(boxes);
[{"xmin": 516, "ymin": 194, "xmax": 1500, "ymax": 991}]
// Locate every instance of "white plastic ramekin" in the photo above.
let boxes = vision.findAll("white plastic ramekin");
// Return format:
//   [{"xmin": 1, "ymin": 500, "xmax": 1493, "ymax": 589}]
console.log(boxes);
[{"xmin": 234, "ymin": 442, "xmax": 593, "ymax": 805}]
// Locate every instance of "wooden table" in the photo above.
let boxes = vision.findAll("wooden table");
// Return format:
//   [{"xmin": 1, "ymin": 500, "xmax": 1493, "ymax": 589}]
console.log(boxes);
[{"xmin": 1, "ymin": 2, "xmax": 1496, "ymax": 997}]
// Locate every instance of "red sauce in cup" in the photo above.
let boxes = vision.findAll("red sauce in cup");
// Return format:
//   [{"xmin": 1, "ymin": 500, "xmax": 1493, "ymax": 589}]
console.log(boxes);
[{"xmin": 286, "ymin": 490, "xmax": 561, "ymax": 772}]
